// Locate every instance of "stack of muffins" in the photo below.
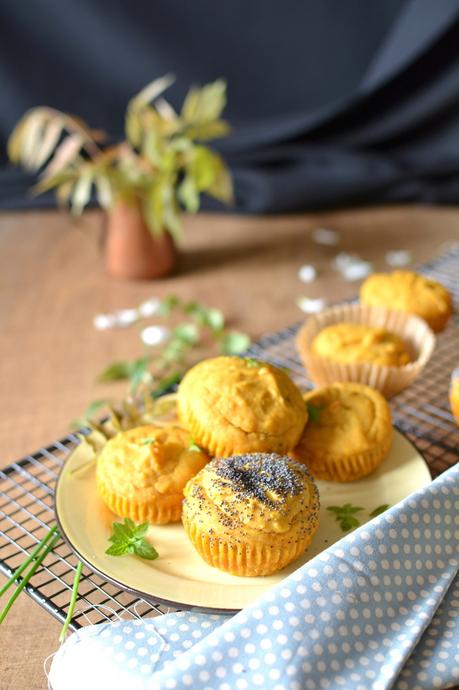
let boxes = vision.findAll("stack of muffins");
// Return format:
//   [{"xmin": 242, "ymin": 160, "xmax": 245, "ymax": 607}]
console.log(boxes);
[
  {"xmin": 95, "ymin": 270, "xmax": 454, "ymax": 579},
  {"xmin": 96, "ymin": 355, "xmax": 398, "ymax": 577}
]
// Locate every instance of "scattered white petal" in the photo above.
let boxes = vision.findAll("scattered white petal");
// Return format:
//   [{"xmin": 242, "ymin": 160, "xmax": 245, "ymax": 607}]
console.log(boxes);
[
  {"xmin": 333, "ymin": 252, "xmax": 360, "ymax": 270},
  {"xmin": 113, "ymin": 309, "xmax": 139, "ymax": 327},
  {"xmin": 296, "ymin": 297, "xmax": 328, "ymax": 314},
  {"xmin": 298, "ymin": 264, "xmax": 318, "ymax": 283},
  {"xmin": 138, "ymin": 297, "xmax": 161, "ymax": 318},
  {"xmin": 93, "ymin": 313, "xmax": 117, "ymax": 330},
  {"xmin": 311, "ymin": 228, "xmax": 340, "ymax": 246},
  {"xmin": 341, "ymin": 261, "xmax": 373, "ymax": 281},
  {"xmin": 385, "ymin": 250, "xmax": 412, "ymax": 267},
  {"xmin": 140, "ymin": 325, "xmax": 170, "ymax": 347},
  {"xmin": 333, "ymin": 252, "xmax": 373, "ymax": 281}
]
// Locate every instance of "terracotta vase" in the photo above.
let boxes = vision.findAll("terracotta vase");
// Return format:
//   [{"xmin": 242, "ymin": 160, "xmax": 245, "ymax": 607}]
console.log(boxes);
[{"xmin": 104, "ymin": 198, "xmax": 177, "ymax": 280}]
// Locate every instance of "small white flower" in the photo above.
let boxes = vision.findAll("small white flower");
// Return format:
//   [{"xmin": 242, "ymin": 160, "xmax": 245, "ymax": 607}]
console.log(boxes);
[
  {"xmin": 138, "ymin": 297, "xmax": 160, "ymax": 318},
  {"xmin": 385, "ymin": 250, "xmax": 412, "ymax": 267},
  {"xmin": 298, "ymin": 264, "xmax": 318, "ymax": 283},
  {"xmin": 311, "ymin": 228, "xmax": 340, "ymax": 246},
  {"xmin": 296, "ymin": 297, "xmax": 328, "ymax": 313},
  {"xmin": 113, "ymin": 309, "xmax": 138, "ymax": 327},
  {"xmin": 93, "ymin": 313, "xmax": 117, "ymax": 330},
  {"xmin": 141, "ymin": 325, "xmax": 170, "ymax": 347}
]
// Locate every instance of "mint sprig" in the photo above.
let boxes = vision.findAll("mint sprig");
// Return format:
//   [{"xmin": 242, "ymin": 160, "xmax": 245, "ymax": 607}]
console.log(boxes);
[
  {"xmin": 327, "ymin": 504, "xmax": 364, "ymax": 532},
  {"xmin": 106, "ymin": 518, "xmax": 159, "ymax": 560},
  {"xmin": 328, "ymin": 503, "xmax": 392, "ymax": 532}
]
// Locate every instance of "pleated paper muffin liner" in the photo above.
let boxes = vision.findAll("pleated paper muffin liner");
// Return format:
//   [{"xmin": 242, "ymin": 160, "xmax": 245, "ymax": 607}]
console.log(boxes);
[
  {"xmin": 96, "ymin": 475, "xmax": 182, "ymax": 525},
  {"xmin": 292, "ymin": 427, "xmax": 393, "ymax": 482},
  {"xmin": 182, "ymin": 517, "xmax": 319, "ymax": 577},
  {"xmin": 296, "ymin": 303, "xmax": 435, "ymax": 398}
]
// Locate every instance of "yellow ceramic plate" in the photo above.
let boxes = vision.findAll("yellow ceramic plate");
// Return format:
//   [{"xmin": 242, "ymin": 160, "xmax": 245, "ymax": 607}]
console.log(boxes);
[{"xmin": 55, "ymin": 430, "xmax": 430, "ymax": 613}]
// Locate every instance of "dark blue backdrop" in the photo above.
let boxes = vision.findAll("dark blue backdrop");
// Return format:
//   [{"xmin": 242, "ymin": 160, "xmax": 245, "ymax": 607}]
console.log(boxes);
[{"xmin": 2, "ymin": 1, "xmax": 459, "ymax": 212}]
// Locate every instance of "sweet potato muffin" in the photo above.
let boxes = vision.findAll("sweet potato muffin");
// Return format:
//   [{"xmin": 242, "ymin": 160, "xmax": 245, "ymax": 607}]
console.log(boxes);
[
  {"xmin": 96, "ymin": 425, "xmax": 209, "ymax": 524},
  {"xmin": 177, "ymin": 357, "xmax": 307, "ymax": 457},
  {"xmin": 311, "ymin": 322, "xmax": 411, "ymax": 367},
  {"xmin": 182, "ymin": 452, "xmax": 320, "ymax": 576},
  {"xmin": 291, "ymin": 382, "xmax": 393, "ymax": 482},
  {"xmin": 360, "ymin": 270, "xmax": 452, "ymax": 333}
]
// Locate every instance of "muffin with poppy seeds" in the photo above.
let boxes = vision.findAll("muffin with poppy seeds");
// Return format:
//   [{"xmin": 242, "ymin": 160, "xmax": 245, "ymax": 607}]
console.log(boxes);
[{"xmin": 182, "ymin": 452, "xmax": 320, "ymax": 577}]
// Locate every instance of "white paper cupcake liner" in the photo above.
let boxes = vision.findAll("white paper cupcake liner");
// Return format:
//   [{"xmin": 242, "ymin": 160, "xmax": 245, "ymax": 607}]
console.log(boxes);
[{"xmin": 296, "ymin": 303, "xmax": 435, "ymax": 398}]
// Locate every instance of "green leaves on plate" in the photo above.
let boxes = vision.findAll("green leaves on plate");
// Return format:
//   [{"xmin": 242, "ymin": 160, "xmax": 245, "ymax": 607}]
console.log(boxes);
[
  {"xmin": 328, "ymin": 503, "xmax": 392, "ymax": 532},
  {"xmin": 327, "ymin": 504, "xmax": 364, "ymax": 532},
  {"xmin": 106, "ymin": 518, "xmax": 159, "ymax": 561}
]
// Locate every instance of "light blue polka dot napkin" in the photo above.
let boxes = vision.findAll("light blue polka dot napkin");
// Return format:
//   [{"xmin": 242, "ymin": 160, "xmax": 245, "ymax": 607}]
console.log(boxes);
[{"xmin": 50, "ymin": 463, "xmax": 459, "ymax": 690}]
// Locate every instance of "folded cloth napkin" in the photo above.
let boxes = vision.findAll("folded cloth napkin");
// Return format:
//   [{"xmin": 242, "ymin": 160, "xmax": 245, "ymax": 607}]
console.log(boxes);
[{"xmin": 50, "ymin": 464, "xmax": 459, "ymax": 690}]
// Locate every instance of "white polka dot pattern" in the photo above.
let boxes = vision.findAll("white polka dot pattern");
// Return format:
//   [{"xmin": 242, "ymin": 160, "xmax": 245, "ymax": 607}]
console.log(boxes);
[{"xmin": 50, "ymin": 464, "xmax": 459, "ymax": 690}]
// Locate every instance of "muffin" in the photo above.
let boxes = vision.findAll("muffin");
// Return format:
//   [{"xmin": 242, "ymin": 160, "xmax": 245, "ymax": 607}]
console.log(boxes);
[
  {"xmin": 178, "ymin": 357, "xmax": 307, "ymax": 457},
  {"xmin": 311, "ymin": 322, "xmax": 411, "ymax": 367},
  {"xmin": 182, "ymin": 453, "xmax": 320, "ymax": 576},
  {"xmin": 96, "ymin": 425, "xmax": 209, "ymax": 524},
  {"xmin": 449, "ymin": 369, "xmax": 459, "ymax": 426},
  {"xmin": 291, "ymin": 383, "xmax": 393, "ymax": 482},
  {"xmin": 296, "ymin": 302, "xmax": 436, "ymax": 398},
  {"xmin": 360, "ymin": 270, "xmax": 452, "ymax": 333}
]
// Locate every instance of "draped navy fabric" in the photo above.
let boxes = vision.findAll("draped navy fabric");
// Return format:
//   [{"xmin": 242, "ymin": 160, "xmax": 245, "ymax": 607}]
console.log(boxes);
[{"xmin": 2, "ymin": 0, "xmax": 459, "ymax": 212}]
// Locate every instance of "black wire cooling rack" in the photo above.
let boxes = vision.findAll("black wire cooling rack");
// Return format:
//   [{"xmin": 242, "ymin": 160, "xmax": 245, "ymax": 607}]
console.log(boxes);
[{"xmin": 1, "ymin": 246, "xmax": 458, "ymax": 633}]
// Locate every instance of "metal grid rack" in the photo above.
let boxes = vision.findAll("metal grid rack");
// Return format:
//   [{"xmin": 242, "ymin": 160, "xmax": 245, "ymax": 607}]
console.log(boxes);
[{"xmin": 1, "ymin": 246, "xmax": 458, "ymax": 633}]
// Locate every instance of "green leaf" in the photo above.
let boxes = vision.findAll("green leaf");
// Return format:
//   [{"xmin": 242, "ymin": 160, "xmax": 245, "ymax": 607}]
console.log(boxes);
[
  {"xmin": 178, "ymin": 175, "xmax": 200, "ymax": 213},
  {"xmin": 306, "ymin": 402, "xmax": 323, "ymax": 423},
  {"xmin": 129, "ymin": 356, "xmax": 151, "ymax": 393},
  {"xmin": 151, "ymin": 371, "xmax": 182, "ymax": 398},
  {"xmin": 157, "ymin": 294, "xmax": 180, "ymax": 316},
  {"xmin": 204, "ymin": 308, "xmax": 224, "ymax": 332},
  {"xmin": 96, "ymin": 357, "xmax": 151, "ymax": 390},
  {"xmin": 181, "ymin": 80, "xmax": 227, "ymax": 124},
  {"xmin": 97, "ymin": 361, "xmax": 134, "ymax": 383},
  {"xmin": 220, "ymin": 331, "xmax": 251, "ymax": 356},
  {"xmin": 245, "ymin": 357, "xmax": 261, "ymax": 368},
  {"xmin": 105, "ymin": 542, "xmax": 133, "ymax": 557},
  {"xmin": 106, "ymin": 518, "xmax": 158, "ymax": 560},
  {"xmin": 70, "ymin": 170, "xmax": 93, "ymax": 215},
  {"xmin": 172, "ymin": 323, "xmax": 199, "ymax": 345},
  {"xmin": 327, "ymin": 504, "xmax": 364, "ymax": 532},
  {"xmin": 133, "ymin": 540, "xmax": 159, "ymax": 560},
  {"xmin": 185, "ymin": 120, "xmax": 230, "ymax": 142},
  {"xmin": 369, "ymin": 504, "xmax": 390, "ymax": 518}
]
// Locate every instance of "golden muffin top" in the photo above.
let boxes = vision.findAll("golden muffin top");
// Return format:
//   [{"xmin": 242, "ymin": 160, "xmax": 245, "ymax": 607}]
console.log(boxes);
[
  {"xmin": 311, "ymin": 322, "xmax": 411, "ymax": 366},
  {"xmin": 360, "ymin": 270, "xmax": 452, "ymax": 331},
  {"xmin": 96, "ymin": 425, "xmax": 208, "ymax": 499},
  {"xmin": 297, "ymin": 383, "xmax": 392, "ymax": 457},
  {"xmin": 178, "ymin": 356, "xmax": 307, "ymax": 454},
  {"xmin": 183, "ymin": 453, "xmax": 319, "ymax": 543}
]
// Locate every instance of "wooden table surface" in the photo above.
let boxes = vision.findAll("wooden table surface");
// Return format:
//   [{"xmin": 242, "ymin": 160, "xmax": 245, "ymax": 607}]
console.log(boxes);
[{"xmin": 1, "ymin": 205, "xmax": 458, "ymax": 690}]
